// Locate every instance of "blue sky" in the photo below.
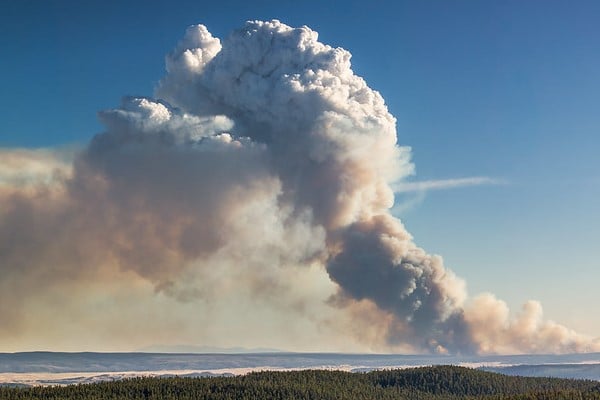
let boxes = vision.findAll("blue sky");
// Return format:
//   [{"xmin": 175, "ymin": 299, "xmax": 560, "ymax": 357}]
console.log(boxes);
[{"xmin": 2, "ymin": 0, "xmax": 599, "ymax": 337}]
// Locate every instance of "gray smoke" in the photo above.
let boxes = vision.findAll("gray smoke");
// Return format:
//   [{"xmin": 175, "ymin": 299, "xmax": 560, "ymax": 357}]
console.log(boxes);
[
  {"xmin": 0, "ymin": 20, "xmax": 598, "ymax": 354},
  {"xmin": 327, "ymin": 215, "xmax": 474, "ymax": 353}
]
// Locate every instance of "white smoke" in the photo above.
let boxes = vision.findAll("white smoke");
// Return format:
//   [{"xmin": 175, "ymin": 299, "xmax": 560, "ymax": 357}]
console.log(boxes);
[
  {"xmin": 0, "ymin": 20, "xmax": 598, "ymax": 354},
  {"xmin": 0, "ymin": 148, "xmax": 73, "ymax": 188}
]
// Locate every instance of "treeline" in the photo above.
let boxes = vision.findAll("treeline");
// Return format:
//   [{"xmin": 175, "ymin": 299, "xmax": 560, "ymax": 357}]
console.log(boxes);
[{"xmin": 2, "ymin": 365, "xmax": 600, "ymax": 400}]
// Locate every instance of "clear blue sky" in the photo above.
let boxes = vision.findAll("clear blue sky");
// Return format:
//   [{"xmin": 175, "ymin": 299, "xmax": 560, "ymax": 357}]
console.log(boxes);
[{"xmin": 2, "ymin": 0, "xmax": 599, "ymax": 335}]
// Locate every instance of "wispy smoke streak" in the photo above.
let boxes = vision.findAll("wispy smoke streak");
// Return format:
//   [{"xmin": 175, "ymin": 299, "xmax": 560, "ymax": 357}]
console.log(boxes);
[
  {"xmin": 393, "ymin": 176, "xmax": 503, "ymax": 193},
  {"xmin": 0, "ymin": 20, "xmax": 597, "ymax": 354}
]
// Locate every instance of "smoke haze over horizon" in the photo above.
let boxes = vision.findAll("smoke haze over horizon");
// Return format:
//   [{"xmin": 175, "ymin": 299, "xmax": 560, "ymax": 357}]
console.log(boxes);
[{"xmin": 1, "ymin": 20, "xmax": 598, "ymax": 355}]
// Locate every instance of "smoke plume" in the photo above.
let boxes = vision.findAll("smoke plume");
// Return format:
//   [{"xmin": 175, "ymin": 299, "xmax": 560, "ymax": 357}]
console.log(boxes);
[{"xmin": 1, "ymin": 20, "xmax": 598, "ymax": 354}]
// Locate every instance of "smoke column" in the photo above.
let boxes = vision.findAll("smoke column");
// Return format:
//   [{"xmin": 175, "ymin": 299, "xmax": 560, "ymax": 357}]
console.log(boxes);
[{"xmin": 0, "ymin": 20, "xmax": 598, "ymax": 354}]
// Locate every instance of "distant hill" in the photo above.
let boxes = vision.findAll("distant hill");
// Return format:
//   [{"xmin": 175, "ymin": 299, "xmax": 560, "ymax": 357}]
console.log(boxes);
[
  {"xmin": 483, "ymin": 363, "xmax": 600, "ymax": 381},
  {"xmin": 2, "ymin": 366, "xmax": 600, "ymax": 399},
  {"xmin": 2, "ymin": 351, "xmax": 600, "ymax": 382}
]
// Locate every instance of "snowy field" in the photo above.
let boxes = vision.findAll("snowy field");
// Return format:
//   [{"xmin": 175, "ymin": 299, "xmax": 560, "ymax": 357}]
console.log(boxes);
[{"xmin": 1, "ymin": 352, "xmax": 600, "ymax": 387}]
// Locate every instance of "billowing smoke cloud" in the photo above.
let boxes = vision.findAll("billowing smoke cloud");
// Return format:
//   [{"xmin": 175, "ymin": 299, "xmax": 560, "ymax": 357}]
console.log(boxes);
[{"xmin": 1, "ymin": 20, "xmax": 598, "ymax": 354}]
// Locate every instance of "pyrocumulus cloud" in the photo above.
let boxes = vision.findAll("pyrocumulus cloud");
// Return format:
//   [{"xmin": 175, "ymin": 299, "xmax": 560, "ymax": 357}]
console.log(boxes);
[{"xmin": 1, "ymin": 20, "xmax": 598, "ymax": 354}]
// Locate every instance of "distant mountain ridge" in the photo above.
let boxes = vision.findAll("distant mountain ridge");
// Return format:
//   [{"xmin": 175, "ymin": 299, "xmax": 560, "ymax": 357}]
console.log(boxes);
[{"xmin": 2, "ymin": 352, "xmax": 600, "ymax": 384}]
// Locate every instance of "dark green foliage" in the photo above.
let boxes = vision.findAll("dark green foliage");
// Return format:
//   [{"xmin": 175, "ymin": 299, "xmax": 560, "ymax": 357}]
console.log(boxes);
[
  {"xmin": 1, "ymin": 366, "xmax": 599, "ymax": 400},
  {"xmin": 369, "ymin": 366, "xmax": 600, "ymax": 396}
]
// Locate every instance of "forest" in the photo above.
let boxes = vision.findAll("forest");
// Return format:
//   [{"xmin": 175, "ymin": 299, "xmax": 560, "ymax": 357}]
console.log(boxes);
[{"xmin": 1, "ymin": 365, "xmax": 600, "ymax": 399}]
